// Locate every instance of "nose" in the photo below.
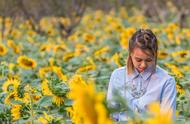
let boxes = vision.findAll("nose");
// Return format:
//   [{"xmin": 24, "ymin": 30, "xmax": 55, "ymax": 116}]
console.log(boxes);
[{"xmin": 141, "ymin": 61, "xmax": 147, "ymax": 69}]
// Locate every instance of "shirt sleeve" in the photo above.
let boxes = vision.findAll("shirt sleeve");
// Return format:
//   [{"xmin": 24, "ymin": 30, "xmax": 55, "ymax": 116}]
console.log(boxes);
[
  {"xmin": 106, "ymin": 70, "xmax": 121, "ymax": 121},
  {"xmin": 160, "ymin": 77, "xmax": 176, "ymax": 119},
  {"xmin": 107, "ymin": 70, "xmax": 118, "ymax": 107}
]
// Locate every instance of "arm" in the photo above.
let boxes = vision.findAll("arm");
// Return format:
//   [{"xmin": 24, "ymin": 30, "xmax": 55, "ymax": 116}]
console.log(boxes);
[
  {"xmin": 160, "ymin": 77, "xmax": 176, "ymax": 119},
  {"xmin": 107, "ymin": 70, "xmax": 116, "ymax": 103},
  {"xmin": 107, "ymin": 70, "xmax": 121, "ymax": 121},
  {"xmin": 107, "ymin": 70, "xmax": 123, "ymax": 107}
]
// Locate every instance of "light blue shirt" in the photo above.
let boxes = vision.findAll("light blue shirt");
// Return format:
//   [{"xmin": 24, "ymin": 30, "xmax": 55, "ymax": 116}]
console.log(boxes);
[{"xmin": 107, "ymin": 65, "xmax": 176, "ymax": 121}]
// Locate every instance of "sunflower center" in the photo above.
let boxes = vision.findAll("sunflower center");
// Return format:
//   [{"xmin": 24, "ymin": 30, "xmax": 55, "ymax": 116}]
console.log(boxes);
[
  {"xmin": 180, "ymin": 53, "xmax": 187, "ymax": 58},
  {"xmin": 22, "ymin": 59, "xmax": 34, "ymax": 66},
  {"xmin": 161, "ymin": 52, "xmax": 167, "ymax": 56},
  {"xmin": 0, "ymin": 46, "xmax": 4, "ymax": 52},
  {"xmin": 7, "ymin": 84, "xmax": 14, "ymax": 92}
]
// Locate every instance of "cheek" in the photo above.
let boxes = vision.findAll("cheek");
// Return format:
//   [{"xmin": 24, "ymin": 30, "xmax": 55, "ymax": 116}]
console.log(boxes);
[
  {"xmin": 131, "ymin": 58, "xmax": 140, "ymax": 66},
  {"xmin": 132, "ymin": 61, "xmax": 141, "ymax": 67}
]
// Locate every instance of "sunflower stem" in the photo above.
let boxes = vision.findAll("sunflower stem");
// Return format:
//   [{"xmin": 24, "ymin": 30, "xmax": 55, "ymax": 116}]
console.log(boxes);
[{"xmin": 29, "ymin": 86, "xmax": 35, "ymax": 124}]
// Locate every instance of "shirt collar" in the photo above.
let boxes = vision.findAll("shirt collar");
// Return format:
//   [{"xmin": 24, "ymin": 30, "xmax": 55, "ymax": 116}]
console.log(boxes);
[{"xmin": 126, "ymin": 65, "xmax": 154, "ymax": 81}]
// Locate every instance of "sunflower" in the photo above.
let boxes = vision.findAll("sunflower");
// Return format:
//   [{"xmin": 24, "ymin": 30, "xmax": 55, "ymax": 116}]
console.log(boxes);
[
  {"xmin": 172, "ymin": 50, "xmax": 189, "ymax": 58},
  {"xmin": 53, "ymin": 44, "xmax": 66, "ymax": 53},
  {"xmin": 111, "ymin": 53, "xmax": 122, "ymax": 67},
  {"xmin": 7, "ymin": 39, "xmax": 20, "ymax": 54},
  {"xmin": 15, "ymin": 92, "xmax": 30, "ymax": 104},
  {"xmin": 2, "ymin": 78, "xmax": 20, "ymax": 93},
  {"xmin": 41, "ymin": 79, "xmax": 53, "ymax": 96},
  {"xmin": 120, "ymin": 27, "xmax": 136, "ymax": 49},
  {"xmin": 4, "ymin": 92, "xmax": 17, "ymax": 105},
  {"xmin": 17, "ymin": 56, "xmax": 37, "ymax": 69},
  {"xmin": 38, "ymin": 112, "xmax": 53, "ymax": 124},
  {"xmin": 158, "ymin": 51, "xmax": 168, "ymax": 59},
  {"xmin": 145, "ymin": 102, "xmax": 173, "ymax": 124},
  {"xmin": 83, "ymin": 33, "xmax": 96, "ymax": 42},
  {"xmin": 63, "ymin": 52, "xmax": 75, "ymax": 62},
  {"xmin": 176, "ymin": 84, "xmax": 185, "ymax": 95},
  {"xmin": 68, "ymin": 75, "xmax": 113, "ymax": 124},
  {"xmin": 76, "ymin": 65, "xmax": 96, "ymax": 73},
  {"xmin": 164, "ymin": 63, "xmax": 184, "ymax": 78},
  {"xmin": 74, "ymin": 44, "xmax": 89, "ymax": 57},
  {"xmin": 52, "ymin": 95, "xmax": 64, "ymax": 106},
  {"xmin": 11, "ymin": 104, "xmax": 22, "ymax": 121},
  {"xmin": 51, "ymin": 66, "xmax": 67, "ymax": 81},
  {"xmin": 94, "ymin": 46, "xmax": 110, "ymax": 56},
  {"xmin": 39, "ymin": 67, "xmax": 51, "ymax": 79},
  {"xmin": 0, "ymin": 44, "xmax": 8, "ymax": 56}
]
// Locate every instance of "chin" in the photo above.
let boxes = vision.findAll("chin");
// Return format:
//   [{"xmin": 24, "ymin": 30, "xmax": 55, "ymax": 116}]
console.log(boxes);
[{"xmin": 138, "ymin": 68, "xmax": 145, "ymax": 72}]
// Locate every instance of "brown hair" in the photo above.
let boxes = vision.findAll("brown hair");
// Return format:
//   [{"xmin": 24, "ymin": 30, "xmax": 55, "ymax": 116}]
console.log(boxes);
[{"xmin": 127, "ymin": 29, "xmax": 158, "ymax": 74}]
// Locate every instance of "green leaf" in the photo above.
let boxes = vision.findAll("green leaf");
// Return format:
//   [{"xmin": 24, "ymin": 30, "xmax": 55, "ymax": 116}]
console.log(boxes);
[
  {"xmin": 36, "ymin": 96, "xmax": 52, "ymax": 107},
  {"xmin": 64, "ymin": 99, "xmax": 73, "ymax": 106}
]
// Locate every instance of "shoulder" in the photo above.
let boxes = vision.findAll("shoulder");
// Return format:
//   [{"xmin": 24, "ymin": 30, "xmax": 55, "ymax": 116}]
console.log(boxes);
[
  {"xmin": 155, "ymin": 65, "xmax": 175, "ymax": 83},
  {"xmin": 111, "ymin": 66, "xmax": 126, "ymax": 77},
  {"xmin": 110, "ymin": 66, "xmax": 126, "ymax": 82},
  {"xmin": 109, "ymin": 66, "xmax": 126, "ymax": 87},
  {"xmin": 155, "ymin": 65, "xmax": 172, "ymax": 78}
]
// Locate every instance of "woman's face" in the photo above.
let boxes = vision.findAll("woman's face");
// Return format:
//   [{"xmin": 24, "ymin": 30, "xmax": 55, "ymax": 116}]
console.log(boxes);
[{"xmin": 131, "ymin": 47, "xmax": 155, "ymax": 73}]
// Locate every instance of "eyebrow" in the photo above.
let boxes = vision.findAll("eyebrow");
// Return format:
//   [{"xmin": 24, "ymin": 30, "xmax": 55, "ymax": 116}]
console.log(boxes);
[{"xmin": 134, "ymin": 57, "xmax": 153, "ymax": 60}]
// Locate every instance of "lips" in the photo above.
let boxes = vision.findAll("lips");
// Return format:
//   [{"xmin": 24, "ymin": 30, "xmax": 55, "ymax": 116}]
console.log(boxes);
[{"xmin": 138, "ymin": 68, "xmax": 145, "ymax": 72}]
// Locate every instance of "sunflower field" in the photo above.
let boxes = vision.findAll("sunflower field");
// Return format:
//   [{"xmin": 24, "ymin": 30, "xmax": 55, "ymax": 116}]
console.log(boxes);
[{"xmin": 0, "ymin": 6, "xmax": 190, "ymax": 124}]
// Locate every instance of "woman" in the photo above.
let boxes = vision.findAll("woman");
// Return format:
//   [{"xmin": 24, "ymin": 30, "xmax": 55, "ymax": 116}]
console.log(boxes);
[{"xmin": 107, "ymin": 29, "xmax": 176, "ymax": 121}]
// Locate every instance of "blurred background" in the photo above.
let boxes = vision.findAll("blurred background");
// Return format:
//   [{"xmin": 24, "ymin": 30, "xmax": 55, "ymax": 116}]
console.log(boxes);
[
  {"xmin": 0, "ymin": 0, "xmax": 190, "ymax": 40},
  {"xmin": 0, "ymin": 0, "xmax": 190, "ymax": 123}
]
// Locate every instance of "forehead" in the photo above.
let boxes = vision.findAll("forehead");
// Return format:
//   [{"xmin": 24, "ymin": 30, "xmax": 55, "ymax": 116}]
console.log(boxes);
[{"xmin": 131, "ymin": 47, "xmax": 153, "ymax": 58}]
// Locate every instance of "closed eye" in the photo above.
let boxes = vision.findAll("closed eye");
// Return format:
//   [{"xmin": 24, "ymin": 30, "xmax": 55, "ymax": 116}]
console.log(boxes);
[
  {"xmin": 135, "ymin": 57, "xmax": 153, "ymax": 62},
  {"xmin": 135, "ymin": 58, "xmax": 142, "ymax": 62},
  {"xmin": 146, "ymin": 58, "xmax": 153, "ymax": 62}
]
